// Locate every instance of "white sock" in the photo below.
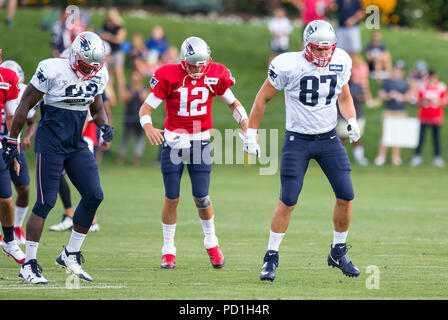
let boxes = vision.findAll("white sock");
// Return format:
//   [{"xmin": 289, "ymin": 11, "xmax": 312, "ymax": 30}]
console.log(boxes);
[
  {"xmin": 25, "ymin": 241, "xmax": 39, "ymax": 263},
  {"xmin": 333, "ymin": 231, "xmax": 348, "ymax": 246},
  {"xmin": 200, "ymin": 216, "xmax": 218, "ymax": 249},
  {"xmin": 14, "ymin": 206, "xmax": 29, "ymax": 227},
  {"xmin": 353, "ymin": 146, "xmax": 365, "ymax": 161},
  {"xmin": 267, "ymin": 230, "xmax": 285, "ymax": 251},
  {"xmin": 162, "ymin": 223, "xmax": 176, "ymax": 255},
  {"xmin": 66, "ymin": 230, "xmax": 86, "ymax": 253}
]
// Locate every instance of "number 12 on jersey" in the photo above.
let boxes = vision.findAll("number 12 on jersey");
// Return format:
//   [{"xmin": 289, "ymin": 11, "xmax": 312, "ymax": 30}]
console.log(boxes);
[
  {"xmin": 299, "ymin": 75, "xmax": 337, "ymax": 106},
  {"xmin": 177, "ymin": 87, "xmax": 209, "ymax": 116}
]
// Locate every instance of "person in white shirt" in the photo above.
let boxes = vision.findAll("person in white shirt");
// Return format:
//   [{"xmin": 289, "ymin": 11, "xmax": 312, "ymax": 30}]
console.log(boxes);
[
  {"xmin": 268, "ymin": 7, "xmax": 293, "ymax": 63},
  {"xmin": 243, "ymin": 20, "xmax": 361, "ymax": 281}
]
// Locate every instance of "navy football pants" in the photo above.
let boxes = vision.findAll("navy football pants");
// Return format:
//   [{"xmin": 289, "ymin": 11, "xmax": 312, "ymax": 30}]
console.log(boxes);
[
  {"xmin": 161, "ymin": 140, "xmax": 212, "ymax": 199},
  {"xmin": 280, "ymin": 129, "xmax": 354, "ymax": 206},
  {"xmin": 33, "ymin": 148, "xmax": 103, "ymax": 227}
]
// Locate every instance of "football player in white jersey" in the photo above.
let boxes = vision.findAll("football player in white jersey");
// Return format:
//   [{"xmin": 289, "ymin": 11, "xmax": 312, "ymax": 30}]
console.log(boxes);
[
  {"xmin": 2, "ymin": 32, "xmax": 113, "ymax": 284},
  {"xmin": 243, "ymin": 20, "xmax": 361, "ymax": 281}
]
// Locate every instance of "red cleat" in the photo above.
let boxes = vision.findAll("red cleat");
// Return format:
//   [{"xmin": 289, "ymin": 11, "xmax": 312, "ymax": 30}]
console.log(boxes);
[
  {"xmin": 0, "ymin": 234, "xmax": 2, "ymax": 245},
  {"xmin": 14, "ymin": 227, "xmax": 26, "ymax": 244},
  {"xmin": 206, "ymin": 245, "xmax": 225, "ymax": 269},
  {"xmin": 161, "ymin": 254, "xmax": 176, "ymax": 269}
]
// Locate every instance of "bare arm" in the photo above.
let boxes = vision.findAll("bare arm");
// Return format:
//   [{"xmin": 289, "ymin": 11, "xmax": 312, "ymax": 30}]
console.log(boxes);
[
  {"xmin": 337, "ymin": 84, "xmax": 357, "ymax": 121},
  {"xmin": 89, "ymin": 94, "xmax": 109, "ymax": 128},
  {"xmin": 139, "ymin": 102, "xmax": 165, "ymax": 145},
  {"xmin": 248, "ymin": 79, "xmax": 279, "ymax": 129},
  {"xmin": 10, "ymin": 84, "xmax": 44, "ymax": 139}
]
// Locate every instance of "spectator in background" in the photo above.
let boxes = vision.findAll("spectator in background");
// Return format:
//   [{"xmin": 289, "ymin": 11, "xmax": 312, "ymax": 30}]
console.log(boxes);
[
  {"xmin": 365, "ymin": 30, "xmax": 392, "ymax": 81},
  {"xmin": 161, "ymin": 46, "xmax": 180, "ymax": 65},
  {"xmin": 408, "ymin": 60, "xmax": 429, "ymax": 105},
  {"xmin": 410, "ymin": 70, "xmax": 447, "ymax": 168},
  {"xmin": 374, "ymin": 60, "xmax": 410, "ymax": 166},
  {"xmin": 145, "ymin": 25, "xmax": 169, "ymax": 67},
  {"xmin": 292, "ymin": 0, "xmax": 334, "ymax": 45},
  {"xmin": 5, "ymin": 0, "xmax": 17, "ymax": 27},
  {"xmin": 100, "ymin": 8, "xmax": 127, "ymax": 102},
  {"xmin": 51, "ymin": 9, "xmax": 71, "ymax": 57},
  {"xmin": 336, "ymin": 78, "xmax": 369, "ymax": 166},
  {"xmin": 334, "ymin": 0, "xmax": 364, "ymax": 54},
  {"xmin": 129, "ymin": 33, "xmax": 153, "ymax": 77},
  {"xmin": 351, "ymin": 53, "xmax": 378, "ymax": 108},
  {"xmin": 267, "ymin": 7, "xmax": 293, "ymax": 62},
  {"xmin": 117, "ymin": 72, "xmax": 149, "ymax": 166}
]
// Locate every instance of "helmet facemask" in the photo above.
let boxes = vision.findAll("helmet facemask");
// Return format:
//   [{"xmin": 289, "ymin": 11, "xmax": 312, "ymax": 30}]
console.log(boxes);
[
  {"xmin": 181, "ymin": 58, "xmax": 212, "ymax": 79},
  {"xmin": 304, "ymin": 42, "xmax": 337, "ymax": 67},
  {"xmin": 73, "ymin": 53, "xmax": 103, "ymax": 81}
]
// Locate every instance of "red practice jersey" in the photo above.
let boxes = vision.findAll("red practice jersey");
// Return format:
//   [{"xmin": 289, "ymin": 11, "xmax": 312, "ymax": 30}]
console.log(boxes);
[
  {"xmin": 418, "ymin": 81, "xmax": 447, "ymax": 125},
  {"xmin": 150, "ymin": 62, "xmax": 235, "ymax": 133},
  {"xmin": 0, "ymin": 67, "xmax": 19, "ymax": 124}
]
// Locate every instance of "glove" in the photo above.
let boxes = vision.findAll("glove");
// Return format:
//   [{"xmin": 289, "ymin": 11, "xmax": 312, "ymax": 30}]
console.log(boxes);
[
  {"xmin": 100, "ymin": 124, "xmax": 114, "ymax": 142},
  {"xmin": 2, "ymin": 137, "xmax": 20, "ymax": 170},
  {"xmin": 239, "ymin": 128, "xmax": 261, "ymax": 158},
  {"xmin": 347, "ymin": 118, "xmax": 360, "ymax": 143}
]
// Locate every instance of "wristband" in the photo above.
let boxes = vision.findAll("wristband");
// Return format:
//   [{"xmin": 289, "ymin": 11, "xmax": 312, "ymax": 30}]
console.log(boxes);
[
  {"xmin": 246, "ymin": 128, "xmax": 257, "ymax": 141},
  {"xmin": 140, "ymin": 115, "xmax": 152, "ymax": 128},
  {"xmin": 232, "ymin": 106, "xmax": 248, "ymax": 124}
]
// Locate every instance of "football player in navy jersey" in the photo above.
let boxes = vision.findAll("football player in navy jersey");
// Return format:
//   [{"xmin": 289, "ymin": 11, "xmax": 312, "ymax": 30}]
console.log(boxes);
[{"xmin": 2, "ymin": 32, "xmax": 113, "ymax": 284}]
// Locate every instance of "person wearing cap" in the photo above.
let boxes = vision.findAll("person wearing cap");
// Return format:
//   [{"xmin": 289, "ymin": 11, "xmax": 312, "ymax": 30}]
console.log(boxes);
[{"xmin": 374, "ymin": 60, "xmax": 411, "ymax": 166}]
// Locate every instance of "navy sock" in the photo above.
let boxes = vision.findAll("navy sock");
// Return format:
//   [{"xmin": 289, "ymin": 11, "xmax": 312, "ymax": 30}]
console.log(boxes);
[{"xmin": 2, "ymin": 226, "xmax": 14, "ymax": 243}]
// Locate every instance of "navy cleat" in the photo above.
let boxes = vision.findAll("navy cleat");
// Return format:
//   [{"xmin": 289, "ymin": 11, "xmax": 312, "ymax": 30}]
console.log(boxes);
[
  {"xmin": 260, "ymin": 250, "xmax": 279, "ymax": 281},
  {"xmin": 327, "ymin": 243, "xmax": 360, "ymax": 277}
]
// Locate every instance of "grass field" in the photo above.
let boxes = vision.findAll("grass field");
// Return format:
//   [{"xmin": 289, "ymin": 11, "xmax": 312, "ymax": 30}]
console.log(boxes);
[{"xmin": 0, "ymin": 8, "xmax": 447, "ymax": 301}]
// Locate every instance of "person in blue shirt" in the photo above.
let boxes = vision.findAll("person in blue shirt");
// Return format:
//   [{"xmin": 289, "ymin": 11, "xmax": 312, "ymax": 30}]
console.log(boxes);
[{"xmin": 145, "ymin": 25, "xmax": 169, "ymax": 66}]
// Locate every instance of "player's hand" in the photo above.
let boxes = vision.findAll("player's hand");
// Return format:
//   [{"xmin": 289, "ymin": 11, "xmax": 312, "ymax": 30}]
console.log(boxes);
[
  {"xmin": 100, "ymin": 124, "xmax": 114, "ymax": 142},
  {"xmin": 144, "ymin": 125, "xmax": 165, "ymax": 145},
  {"xmin": 239, "ymin": 128, "xmax": 261, "ymax": 158},
  {"xmin": 22, "ymin": 137, "xmax": 31, "ymax": 150},
  {"xmin": 347, "ymin": 118, "xmax": 361, "ymax": 143},
  {"xmin": 100, "ymin": 141, "xmax": 111, "ymax": 151},
  {"xmin": 1, "ymin": 137, "xmax": 21, "ymax": 175}
]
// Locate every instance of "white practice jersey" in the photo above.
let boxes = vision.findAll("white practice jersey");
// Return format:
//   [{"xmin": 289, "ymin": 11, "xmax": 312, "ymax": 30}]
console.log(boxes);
[
  {"xmin": 268, "ymin": 48, "xmax": 352, "ymax": 134},
  {"xmin": 30, "ymin": 58, "xmax": 108, "ymax": 111}
]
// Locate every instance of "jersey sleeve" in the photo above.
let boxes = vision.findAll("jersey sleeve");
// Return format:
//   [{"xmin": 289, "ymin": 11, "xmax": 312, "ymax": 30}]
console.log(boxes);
[
  {"xmin": 216, "ymin": 66, "xmax": 236, "ymax": 96},
  {"xmin": 341, "ymin": 52, "xmax": 352, "ymax": 86},
  {"xmin": 96, "ymin": 68, "xmax": 109, "ymax": 95},
  {"xmin": 30, "ymin": 60, "xmax": 54, "ymax": 94},
  {"xmin": 267, "ymin": 55, "xmax": 289, "ymax": 91},
  {"xmin": 149, "ymin": 67, "xmax": 170, "ymax": 100}
]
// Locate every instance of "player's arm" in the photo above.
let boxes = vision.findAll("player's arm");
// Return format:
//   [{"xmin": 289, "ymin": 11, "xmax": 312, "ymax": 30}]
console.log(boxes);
[
  {"xmin": 22, "ymin": 113, "xmax": 37, "ymax": 150},
  {"xmin": 139, "ymin": 93, "xmax": 165, "ymax": 145},
  {"xmin": 338, "ymin": 84, "xmax": 360, "ymax": 143},
  {"xmin": 249, "ymin": 78, "xmax": 279, "ymax": 130},
  {"xmin": 5, "ymin": 84, "xmax": 43, "ymax": 175},
  {"xmin": 90, "ymin": 94, "xmax": 114, "ymax": 144},
  {"xmin": 219, "ymin": 88, "xmax": 249, "ymax": 133}
]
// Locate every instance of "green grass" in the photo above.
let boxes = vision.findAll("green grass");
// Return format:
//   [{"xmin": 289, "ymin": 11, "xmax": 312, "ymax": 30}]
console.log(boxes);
[{"xmin": 0, "ymin": 9, "xmax": 448, "ymax": 300}]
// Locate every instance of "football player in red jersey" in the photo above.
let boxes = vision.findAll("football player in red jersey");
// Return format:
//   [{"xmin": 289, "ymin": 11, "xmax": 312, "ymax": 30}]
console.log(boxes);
[
  {"xmin": 139, "ymin": 37, "xmax": 249, "ymax": 269},
  {"xmin": 0, "ymin": 49, "xmax": 26, "ymax": 264}
]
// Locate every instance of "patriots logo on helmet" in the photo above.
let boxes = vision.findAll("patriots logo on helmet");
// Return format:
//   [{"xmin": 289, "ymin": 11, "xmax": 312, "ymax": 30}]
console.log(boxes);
[
  {"xmin": 185, "ymin": 41, "xmax": 195, "ymax": 56},
  {"xmin": 36, "ymin": 68, "xmax": 47, "ymax": 84},
  {"xmin": 79, "ymin": 35, "xmax": 91, "ymax": 51}
]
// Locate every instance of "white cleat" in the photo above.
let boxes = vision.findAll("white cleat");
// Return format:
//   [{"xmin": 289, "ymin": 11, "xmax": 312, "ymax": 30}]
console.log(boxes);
[
  {"xmin": 56, "ymin": 248, "xmax": 92, "ymax": 282},
  {"xmin": 433, "ymin": 157, "xmax": 445, "ymax": 168},
  {"xmin": 410, "ymin": 155, "xmax": 423, "ymax": 167},
  {"xmin": 18, "ymin": 259, "xmax": 49, "ymax": 284},
  {"xmin": 2, "ymin": 239, "xmax": 25, "ymax": 264},
  {"xmin": 49, "ymin": 214, "xmax": 73, "ymax": 231},
  {"xmin": 89, "ymin": 223, "xmax": 100, "ymax": 232}
]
